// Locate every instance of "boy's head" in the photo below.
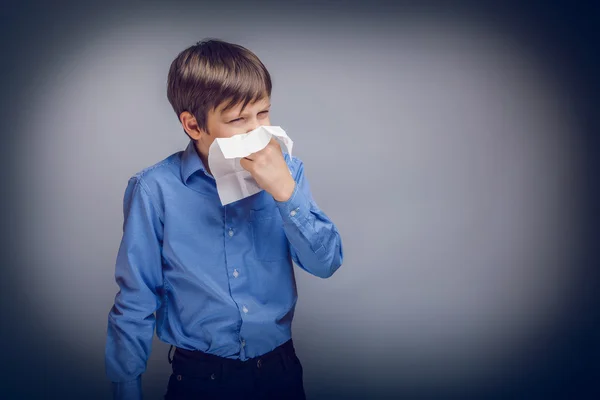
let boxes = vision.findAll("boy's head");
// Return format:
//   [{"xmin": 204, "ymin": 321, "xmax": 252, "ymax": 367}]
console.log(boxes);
[{"xmin": 167, "ymin": 39, "xmax": 272, "ymax": 154}]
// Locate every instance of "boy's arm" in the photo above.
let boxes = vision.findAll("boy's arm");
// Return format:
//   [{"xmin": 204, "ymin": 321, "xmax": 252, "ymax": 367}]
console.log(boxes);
[
  {"xmin": 105, "ymin": 176, "xmax": 164, "ymax": 400},
  {"xmin": 276, "ymin": 158, "xmax": 344, "ymax": 278}
]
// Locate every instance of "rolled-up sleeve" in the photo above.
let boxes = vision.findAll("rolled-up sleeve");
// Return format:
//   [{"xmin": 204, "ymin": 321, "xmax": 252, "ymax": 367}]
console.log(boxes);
[
  {"xmin": 276, "ymin": 158, "xmax": 343, "ymax": 278},
  {"xmin": 105, "ymin": 176, "xmax": 164, "ymax": 400}
]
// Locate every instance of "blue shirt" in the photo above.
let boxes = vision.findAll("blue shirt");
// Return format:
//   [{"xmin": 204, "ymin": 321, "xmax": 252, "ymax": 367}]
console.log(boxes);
[{"xmin": 105, "ymin": 141, "xmax": 344, "ymax": 399}]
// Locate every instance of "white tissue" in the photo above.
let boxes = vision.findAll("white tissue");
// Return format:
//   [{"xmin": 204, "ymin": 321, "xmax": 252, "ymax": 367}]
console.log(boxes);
[{"xmin": 208, "ymin": 125, "xmax": 293, "ymax": 205}]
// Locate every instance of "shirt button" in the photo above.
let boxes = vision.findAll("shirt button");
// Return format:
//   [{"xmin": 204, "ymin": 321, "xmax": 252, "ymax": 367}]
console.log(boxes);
[
  {"xmin": 233, "ymin": 269, "xmax": 239, "ymax": 278},
  {"xmin": 290, "ymin": 209, "xmax": 297, "ymax": 217},
  {"xmin": 257, "ymin": 359, "xmax": 262, "ymax": 368},
  {"xmin": 241, "ymin": 339, "xmax": 246, "ymax": 347},
  {"xmin": 228, "ymin": 229, "xmax": 234, "ymax": 237},
  {"xmin": 242, "ymin": 305, "xmax": 249, "ymax": 314}
]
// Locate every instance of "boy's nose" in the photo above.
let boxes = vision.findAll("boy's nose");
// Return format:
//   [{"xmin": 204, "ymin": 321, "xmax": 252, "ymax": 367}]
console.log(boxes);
[{"xmin": 245, "ymin": 119, "xmax": 260, "ymax": 133}]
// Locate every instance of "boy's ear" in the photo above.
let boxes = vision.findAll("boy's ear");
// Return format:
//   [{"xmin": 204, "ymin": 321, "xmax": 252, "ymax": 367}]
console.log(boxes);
[{"xmin": 180, "ymin": 111, "xmax": 206, "ymax": 140}]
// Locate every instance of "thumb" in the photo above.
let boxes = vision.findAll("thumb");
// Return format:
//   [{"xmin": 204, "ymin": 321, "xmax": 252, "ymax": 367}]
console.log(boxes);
[{"xmin": 240, "ymin": 157, "xmax": 252, "ymax": 172}]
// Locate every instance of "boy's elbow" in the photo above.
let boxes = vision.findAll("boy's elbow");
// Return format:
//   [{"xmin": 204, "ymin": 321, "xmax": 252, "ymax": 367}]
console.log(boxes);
[
  {"xmin": 315, "ymin": 244, "xmax": 343, "ymax": 279},
  {"xmin": 318, "ymin": 263, "xmax": 343, "ymax": 279}
]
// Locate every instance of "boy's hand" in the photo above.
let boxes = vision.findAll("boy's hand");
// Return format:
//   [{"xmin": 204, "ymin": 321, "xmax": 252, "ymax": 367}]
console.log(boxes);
[{"xmin": 240, "ymin": 137, "xmax": 296, "ymax": 202}]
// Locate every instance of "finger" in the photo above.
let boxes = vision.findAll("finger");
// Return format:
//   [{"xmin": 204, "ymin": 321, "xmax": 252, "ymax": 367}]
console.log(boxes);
[
  {"xmin": 267, "ymin": 137, "xmax": 281, "ymax": 150},
  {"xmin": 239, "ymin": 157, "xmax": 252, "ymax": 171},
  {"xmin": 244, "ymin": 150, "xmax": 261, "ymax": 159}
]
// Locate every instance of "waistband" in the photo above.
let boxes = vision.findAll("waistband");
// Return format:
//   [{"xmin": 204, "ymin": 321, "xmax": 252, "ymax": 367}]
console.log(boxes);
[{"xmin": 170, "ymin": 339, "xmax": 296, "ymax": 367}]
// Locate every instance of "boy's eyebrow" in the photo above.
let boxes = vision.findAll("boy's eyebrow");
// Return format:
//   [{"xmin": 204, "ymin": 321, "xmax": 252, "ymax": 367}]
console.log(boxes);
[{"xmin": 223, "ymin": 104, "xmax": 271, "ymax": 119}]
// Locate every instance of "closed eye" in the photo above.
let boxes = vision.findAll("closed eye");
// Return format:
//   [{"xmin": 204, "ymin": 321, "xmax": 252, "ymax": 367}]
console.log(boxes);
[{"xmin": 228, "ymin": 110, "xmax": 269, "ymax": 124}]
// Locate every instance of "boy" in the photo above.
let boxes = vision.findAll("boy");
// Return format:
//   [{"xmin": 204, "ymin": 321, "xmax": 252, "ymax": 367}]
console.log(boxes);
[{"xmin": 104, "ymin": 39, "xmax": 344, "ymax": 400}]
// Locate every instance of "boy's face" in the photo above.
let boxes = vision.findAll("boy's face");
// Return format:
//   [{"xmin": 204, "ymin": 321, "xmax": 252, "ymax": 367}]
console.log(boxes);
[
  {"xmin": 200, "ymin": 96, "xmax": 271, "ymax": 149},
  {"xmin": 182, "ymin": 95, "xmax": 271, "ymax": 170}
]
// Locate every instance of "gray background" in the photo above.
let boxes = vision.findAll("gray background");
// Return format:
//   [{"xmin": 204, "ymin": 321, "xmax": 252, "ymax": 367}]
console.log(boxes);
[{"xmin": 1, "ymin": 1, "xmax": 598, "ymax": 399}]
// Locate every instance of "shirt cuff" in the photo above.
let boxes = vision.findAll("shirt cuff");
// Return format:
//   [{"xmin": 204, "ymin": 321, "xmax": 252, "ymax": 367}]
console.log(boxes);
[
  {"xmin": 275, "ymin": 181, "xmax": 311, "ymax": 224},
  {"xmin": 112, "ymin": 376, "xmax": 142, "ymax": 400}
]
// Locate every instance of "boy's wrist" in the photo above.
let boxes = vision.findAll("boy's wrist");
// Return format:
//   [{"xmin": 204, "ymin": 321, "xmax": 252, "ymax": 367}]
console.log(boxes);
[{"xmin": 272, "ymin": 177, "xmax": 296, "ymax": 202}]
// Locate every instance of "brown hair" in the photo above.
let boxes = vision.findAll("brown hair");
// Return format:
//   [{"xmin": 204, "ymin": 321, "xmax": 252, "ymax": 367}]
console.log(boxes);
[{"xmin": 167, "ymin": 39, "xmax": 272, "ymax": 135}]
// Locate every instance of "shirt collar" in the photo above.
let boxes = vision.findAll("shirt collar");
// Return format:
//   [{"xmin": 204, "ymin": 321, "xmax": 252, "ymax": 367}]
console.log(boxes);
[{"xmin": 181, "ymin": 140, "xmax": 208, "ymax": 183}]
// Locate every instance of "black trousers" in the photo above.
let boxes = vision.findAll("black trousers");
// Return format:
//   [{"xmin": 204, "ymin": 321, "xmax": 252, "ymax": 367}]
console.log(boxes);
[{"xmin": 164, "ymin": 339, "xmax": 306, "ymax": 400}]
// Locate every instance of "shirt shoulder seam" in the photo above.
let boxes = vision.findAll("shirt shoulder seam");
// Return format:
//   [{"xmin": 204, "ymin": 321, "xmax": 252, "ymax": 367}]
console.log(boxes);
[{"xmin": 136, "ymin": 176, "xmax": 165, "ymax": 224}]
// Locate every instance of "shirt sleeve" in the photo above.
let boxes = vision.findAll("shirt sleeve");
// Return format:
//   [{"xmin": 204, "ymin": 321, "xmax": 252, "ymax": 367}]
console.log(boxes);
[
  {"xmin": 275, "ymin": 157, "xmax": 344, "ymax": 278},
  {"xmin": 105, "ymin": 176, "xmax": 164, "ymax": 400}
]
